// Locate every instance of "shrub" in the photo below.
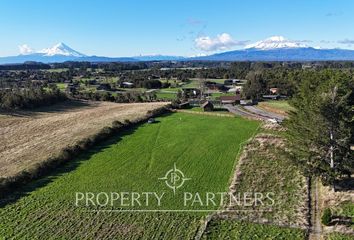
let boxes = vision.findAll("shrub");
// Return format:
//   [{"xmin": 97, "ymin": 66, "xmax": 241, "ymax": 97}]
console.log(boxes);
[
  {"xmin": 322, "ymin": 208, "xmax": 332, "ymax": 226},
  {"xmin": 123, "ymin": 119, "xmax": 132, "ymax": 125},
  {"xmin": 112, "ymin": 120, "xmax": 123, "ymax": 129}
]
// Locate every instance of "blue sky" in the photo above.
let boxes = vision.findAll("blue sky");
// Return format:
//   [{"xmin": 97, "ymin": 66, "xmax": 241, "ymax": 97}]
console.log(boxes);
[{"xmin": 0, "ymin": 0, "xmax": 353, "ymax": 57}]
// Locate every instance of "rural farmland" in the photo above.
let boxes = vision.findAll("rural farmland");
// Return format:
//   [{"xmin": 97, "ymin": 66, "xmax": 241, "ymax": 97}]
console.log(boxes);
[
  {"xmin": 0, "ymin": 101, "xmax": 167, "ymax": 178},
  {"xmin": 0, "ymin": 112, "xmax": 260, "ymax": 239},
  {"xmin": 1, "ymin": 1, "xmax": 354, "ymax": 238}
]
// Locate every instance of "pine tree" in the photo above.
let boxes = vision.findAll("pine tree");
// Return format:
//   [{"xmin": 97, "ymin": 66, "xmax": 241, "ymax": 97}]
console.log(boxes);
[{"xmin": 286, "ymin": 70, "xmax": 354, "ymax": 185}]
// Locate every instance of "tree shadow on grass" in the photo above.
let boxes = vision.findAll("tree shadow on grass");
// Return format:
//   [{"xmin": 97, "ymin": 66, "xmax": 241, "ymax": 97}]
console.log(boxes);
[
  {"xmin": 0, "ymin": 123, "xmax": 143, "ymax": 208},
  {"xmin": 330, "ymin": 217, "xmax": 353, "ymax": 226}
]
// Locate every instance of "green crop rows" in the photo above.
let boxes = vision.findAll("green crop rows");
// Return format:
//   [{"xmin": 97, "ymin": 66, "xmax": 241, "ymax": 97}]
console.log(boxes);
[
  {"xmin": 202, "ymin": 220, "xmax": 306, "ymax": 239},
  {"xmin": 0, "ymin": 112, "xmax": 259, "ymax": 239}
]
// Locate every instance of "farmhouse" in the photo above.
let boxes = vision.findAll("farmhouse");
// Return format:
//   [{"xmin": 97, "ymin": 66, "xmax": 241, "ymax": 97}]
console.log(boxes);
[
  {"xmin": 269, "ymin": 88, "xmax": 278, "ymax": 94},
  {"xmin": 120, "ymin": 82, "xmax": 134, "ymax": 88},
  {"xmin": 228, "ymin": 86, "xmax": 242, "ymax": 93},
  {"xmin": 65, "ymin": 84, "xmax": 78, "ymax": 94},
  {"xmin": 148, "ymin": 75, "xmax": 160, "ymax": 80},
  {"xmin": 178, "ymin": 102, "xmax": 190, "ymax": 109},
  {"xmin": 262, "ymin": 94, "xmax": 280, "ymax": 100},
  {"xmin": 205, "ymin": 81, "xmax": 228, "ymax": 91},
  {"xmin": 240, "ymin": 99, "xmax": 257, "ymax": 106},
  {"xmin": 201, "ymin": 101, "xmax": 214, "ymax": 111},
  {"xmin": 182, "ymin": 88, "xmax": 201, "ymax": 98},
  {"xmin": 224, "ymin": 79, "xmax": 241, "ymax": 85},
  {"xmin": 219, "ymin": 94, "xmax": 241, "ymax": 105}
]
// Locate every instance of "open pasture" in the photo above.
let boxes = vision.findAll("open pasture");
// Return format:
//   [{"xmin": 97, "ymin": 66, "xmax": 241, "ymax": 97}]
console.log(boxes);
[{"xmin": 0, "ymin": 112, "xmax": 259, "ymax": 239}]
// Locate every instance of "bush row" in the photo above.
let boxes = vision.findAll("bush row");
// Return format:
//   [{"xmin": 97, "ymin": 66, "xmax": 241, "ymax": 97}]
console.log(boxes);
[
  {"xmin": 0, "ymin": 106, "xmax": 170, "ymax": 198},
  {"xmin": 0, "ymin": 86, "xmax": 67, "ymax": 110}
]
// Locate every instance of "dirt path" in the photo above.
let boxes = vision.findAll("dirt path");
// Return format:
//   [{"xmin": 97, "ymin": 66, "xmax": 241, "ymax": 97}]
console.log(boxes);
[
  {"xmin": 0, "ymin": 101, "xmax": 168, "ymax": 178},
  {"xmin": 309, "ymin": 179, "xmax": 323, "ymax": 240},
  {"xmin": 243, "ymin": 105, "xmax": 285, "ymax": 121}
]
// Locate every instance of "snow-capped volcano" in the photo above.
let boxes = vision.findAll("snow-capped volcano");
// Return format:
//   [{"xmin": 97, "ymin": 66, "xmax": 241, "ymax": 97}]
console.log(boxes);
[
  {"xmin": 38, "ymin": 43, "xmax": 85, "ymax": 57},
  {"xmin": 245, "ymin": 36, "xmax": 309, "ymax": 50}
]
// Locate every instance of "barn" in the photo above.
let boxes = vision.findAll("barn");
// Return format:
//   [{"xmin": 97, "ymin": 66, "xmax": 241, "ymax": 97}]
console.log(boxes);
[
  {"xmin": 219, "ymin": 94, "xmax": 241, "ymax": 105},
  {"xmin": 201, "ymin": 101, "xmax": 214, "ymax": 112}
]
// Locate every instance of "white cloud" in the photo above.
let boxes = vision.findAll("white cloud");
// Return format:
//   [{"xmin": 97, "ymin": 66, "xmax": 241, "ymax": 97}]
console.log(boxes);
[
  {"xmin": 18, "ymin": 44, "xmax": 34, "ymax": 55},
  {"xmin": 338, "ymin": 39, "xmax": 354, "ymax": 45},
  {"xmin": 195, "ymin": 33, "xmax": 244, "ymax": 51}
]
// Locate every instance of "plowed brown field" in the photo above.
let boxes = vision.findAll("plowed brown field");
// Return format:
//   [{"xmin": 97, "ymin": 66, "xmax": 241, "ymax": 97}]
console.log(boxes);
[{"xmin": 0, "ymin": 100, "xmax": 168, "ymax": 178}]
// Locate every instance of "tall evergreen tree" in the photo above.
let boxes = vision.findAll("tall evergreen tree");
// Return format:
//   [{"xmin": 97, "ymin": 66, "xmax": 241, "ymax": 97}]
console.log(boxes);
[{"xmin": 286, "ymin": 70, "xmax": 354, "ymax": 185}]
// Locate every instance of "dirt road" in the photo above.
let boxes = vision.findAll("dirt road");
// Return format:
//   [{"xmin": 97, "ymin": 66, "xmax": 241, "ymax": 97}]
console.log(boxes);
[{"xmin": 224, "ymin": 104, "xmax": 286, "ymax": 122}]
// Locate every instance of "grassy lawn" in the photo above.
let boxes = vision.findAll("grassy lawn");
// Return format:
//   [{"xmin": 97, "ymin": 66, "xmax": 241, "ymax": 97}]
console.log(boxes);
[
  {"xmin": 160, "ymin": 87, "xmax": 181, "ymax": 92},
  {"xmin": 325, "ymin": 233, "xmax": 354, "ymax": 240},
  {"xmin": 55, "ymin": 83, "xmax": 67, "ymax": 91},
  {"xmin": 183, "ymin": 78, "xmax": 225, "ymax": 88},
  {"xmin": 0, "ymin": 112, "xmax": 259, "ymax": 239},
  {"xmin": 183, "ymin": 79, "xmax": 199, "ymax": 88},
  {"xmin": 45, "ymin": 68, "xmax": 69, "ymax": 73},
  {"xmin": 335, "ymin": 201, "xmax": 354, "ymax": 219},
  {"xmin": 209, "ymin": 92, "xmax": 235, "ymax": 100},
  {"xmin": 190, "ymin": 78, "xmax": 227, "ymax": 84},
  {"xmin": 189, "ymin": 107, "xmax": 232, "ymax": 115},
  {"xmin": 258, "ymin": 100, "xmax": 294, "ymax": 115},
  {"xmin": 331, "ymin": 201, "xmax": 354, "ymax": 229},
  {"xmin": 156, "ymin": 91, "xmax": 177, "ymax": 100},
  {"xmin": 202, "ymin": 220, "xmax": 306, "ymax": 239}
]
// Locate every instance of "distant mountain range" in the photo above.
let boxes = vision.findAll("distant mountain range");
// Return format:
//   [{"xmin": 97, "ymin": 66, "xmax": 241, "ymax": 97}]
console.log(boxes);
[
  {"xmin": 2, "ymin": 36, "xmax": 354, "ymax": 64},
  {"xmin": 192, "ymin": 36, "xmax": 354, "ymax": 61}
]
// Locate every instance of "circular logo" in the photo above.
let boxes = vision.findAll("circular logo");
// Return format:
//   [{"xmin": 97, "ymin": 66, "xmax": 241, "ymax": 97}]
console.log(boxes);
[{"xmin": 159, "ymin": 163, "xmax": 191, "ymax": 194}]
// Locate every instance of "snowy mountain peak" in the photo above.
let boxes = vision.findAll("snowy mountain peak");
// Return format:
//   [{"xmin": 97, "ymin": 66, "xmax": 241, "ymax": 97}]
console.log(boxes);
[
  {"xmin": 245, "ymin": 36, "xmax": 309, "ymax": 50},
  {"xmin": 38, "ymin": 43, "xmax": 85, "ymax": 57}
]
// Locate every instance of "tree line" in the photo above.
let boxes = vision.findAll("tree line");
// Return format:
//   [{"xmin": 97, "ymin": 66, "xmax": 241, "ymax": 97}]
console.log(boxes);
[
  {"xmin": 285, "ymin": 69, "xmax": 353, "ymax": 185},
  {"xmin": 0, "ymin": 84, "xmax": 67, "ymax": 110}
]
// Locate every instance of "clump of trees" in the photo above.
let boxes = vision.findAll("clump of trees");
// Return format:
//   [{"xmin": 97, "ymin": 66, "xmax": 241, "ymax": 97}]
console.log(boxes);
[
  {"xmin": 72, "ymin": 91, "xmax": 157, "ymax": 103},
  {"xmin": 0, "ymin": 85, "xmax": 67, "ymax": 110},
  {"xmin": 286, "ymin": 69, "xmax": 354, "ymax": 185},
  {"xmin": 243, "ymin": 69, "xmax": 299, "ymax": 99}
]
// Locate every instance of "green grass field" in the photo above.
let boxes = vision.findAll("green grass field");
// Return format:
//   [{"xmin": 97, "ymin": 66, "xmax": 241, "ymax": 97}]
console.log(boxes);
[
  {"xmin": 259, "ymin": 100, "xmax": 294, "ymax": 113},
  {"xmin": 210, "ymin": 92, "xmax": 235, "ymax": 100},
  {"xmin": 200, "ymin": 127, "xmax": 308, "ymax": 239},
  {"xmin": 156, "ymin": 91, "xmax": 177, "ymax": 100},
  {"xmin": 55, "ymin": 83, "xmax": 67, "ymax": 90},
  {"xmin": 189, "ymin": 107, "xmax": 232, "ymax": 115},
  {"xmin": 189, "ymin": 78, "xmax": 227, "ymax": 84},
  {"xmin": 0, "ymin": 112, "xmax": 259, "ymax": 239},
  {"xmin": 331, "ymin": 201, "xmax": 354, "ymax": 229},
  {"xmin": 202, "ymin": 220, "xmax": 306, "ymax": 239}
]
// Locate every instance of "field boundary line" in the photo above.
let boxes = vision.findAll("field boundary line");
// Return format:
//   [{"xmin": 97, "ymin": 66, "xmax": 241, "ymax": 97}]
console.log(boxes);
[
  {"xmin": 87, "ymin": 209, "xmax": 273, "ymax": 213},
  {"xmin": 194, "ymin": 123, "xmax": 261, "ymax": 240},
  {"xmin": 198, "ymin": 124, "xmax": 311, "ymax": 238}
]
